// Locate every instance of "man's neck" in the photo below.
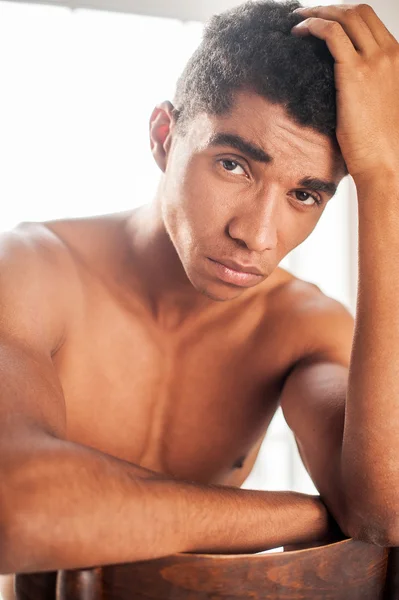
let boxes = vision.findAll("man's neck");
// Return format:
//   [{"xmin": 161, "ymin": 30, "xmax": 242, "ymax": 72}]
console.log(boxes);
[{"xmin": 125, "ymin": 197, "xmax": 218, "ymax": 331}]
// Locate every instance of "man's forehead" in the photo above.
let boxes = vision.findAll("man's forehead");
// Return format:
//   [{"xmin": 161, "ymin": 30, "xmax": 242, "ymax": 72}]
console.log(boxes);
[{"xmin": 200, "ymin": 103, "xmax": 331, "ymax": 152}]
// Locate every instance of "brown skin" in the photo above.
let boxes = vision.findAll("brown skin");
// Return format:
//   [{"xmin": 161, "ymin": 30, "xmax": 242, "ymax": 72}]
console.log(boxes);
[{"xmin": 1, "ymin": 2, "xmax": 399, "ymax": 595}]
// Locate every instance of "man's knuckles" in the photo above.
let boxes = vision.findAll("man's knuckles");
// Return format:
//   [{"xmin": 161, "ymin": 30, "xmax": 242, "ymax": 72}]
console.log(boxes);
[
  {"xmin": 356, "ymin": 4, "xmax": 375, "ymax": 18},
  {"xmin": 341, "ymin": 6, "xmax": 366, "ymax": 21}
]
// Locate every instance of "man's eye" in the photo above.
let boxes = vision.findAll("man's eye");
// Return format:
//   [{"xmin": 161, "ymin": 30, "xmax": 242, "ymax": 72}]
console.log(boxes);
[
  {"xmin": 294, "ymin": 191, "xmax": 321, "ymax": 206},
  {"xmin": 220, "ymin": 159, "xmax": 246, "ymax": 176}
]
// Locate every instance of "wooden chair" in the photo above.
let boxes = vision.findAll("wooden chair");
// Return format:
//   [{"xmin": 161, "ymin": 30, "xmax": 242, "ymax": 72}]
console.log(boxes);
[{"xmin": 15, "ymin": 539, "xmax": 399, "ymax": 600}]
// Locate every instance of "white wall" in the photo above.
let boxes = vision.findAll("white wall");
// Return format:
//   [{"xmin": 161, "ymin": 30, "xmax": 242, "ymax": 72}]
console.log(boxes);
[
  {"xmin": 7, "ymin": 0, "xmax": 399, "ymax": 26},
  {"xmin": 4, "ymin": 0, "xmax": 349, "ymax": 19},
  {"xmin": 2, "ymin": 0, "xmax": 245, "ymax": 21}
]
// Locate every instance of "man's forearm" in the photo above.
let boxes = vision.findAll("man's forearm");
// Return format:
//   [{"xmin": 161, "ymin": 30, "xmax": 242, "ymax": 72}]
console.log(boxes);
[
  {"xmin": 342, "ymin": 171, "xmax": 399, "ymax": 543},
  {"xmin": 1, "ymin": 433, "xmax": 329, "ymax": 574}
]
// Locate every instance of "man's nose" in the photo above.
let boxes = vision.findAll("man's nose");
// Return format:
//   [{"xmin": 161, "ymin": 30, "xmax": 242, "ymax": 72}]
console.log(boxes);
[{"xmin": 227, "ymin": 194, "xmax": 279, "ymax": 253}]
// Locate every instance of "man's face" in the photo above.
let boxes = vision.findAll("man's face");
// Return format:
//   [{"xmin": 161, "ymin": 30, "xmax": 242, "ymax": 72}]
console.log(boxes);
[{"xmin": 156, "ymin": 91, "xmax": 345, "ymax": 302}]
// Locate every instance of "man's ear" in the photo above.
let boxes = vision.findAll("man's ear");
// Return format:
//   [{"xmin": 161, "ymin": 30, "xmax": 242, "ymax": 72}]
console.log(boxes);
[{"xmin": 149, "ymin": 101, "xmax": 176, "ymax": 172}]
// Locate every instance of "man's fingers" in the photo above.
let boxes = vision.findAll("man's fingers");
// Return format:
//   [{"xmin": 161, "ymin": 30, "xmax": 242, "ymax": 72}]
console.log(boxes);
[
  {"xmin": 293, "ymin": 5, "xmax": 379, "ymax": 56},
  {"xmin": 292, "ymin": 17, "xmax": 360, "ymax": 64}
]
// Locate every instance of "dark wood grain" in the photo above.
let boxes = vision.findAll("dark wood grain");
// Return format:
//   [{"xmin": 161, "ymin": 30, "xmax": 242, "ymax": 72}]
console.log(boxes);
[
  {"xmin": 384, "ymin": 547, "xmax": 399, "ymax": 599},
  {"xmin": 56, "ymin": 568, "xmax": 102, "ymax": 600},
  {"xmin": 15, "ymin": 572, "xmax": 57, "ymax": 600},
  {"xmin": 98, "ymin": 538, "xmax": 388, "ymax": 600},
  {"xmin": 15, "ymin": 539, "xmax": 397, "ymax": 600}
]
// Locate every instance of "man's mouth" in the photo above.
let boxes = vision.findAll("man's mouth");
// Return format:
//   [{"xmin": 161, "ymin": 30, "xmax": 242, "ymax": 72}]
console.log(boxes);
[{"xmin": 207, "ymin": 257, "xmax": 263, "ymax": 287}]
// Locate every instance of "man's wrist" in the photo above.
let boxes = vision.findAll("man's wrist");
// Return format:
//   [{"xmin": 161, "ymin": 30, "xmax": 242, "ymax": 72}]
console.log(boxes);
[
  {"xmin": 353, "ymin": 167, "xmax": 399, "ymax": 197},
  {"xmin": 354, "ymin": 169, "xmax": 399, "ymax": 231},
  {"xmin": 295, "ymin": 494, "xmax": 331, "ymax": 544}
]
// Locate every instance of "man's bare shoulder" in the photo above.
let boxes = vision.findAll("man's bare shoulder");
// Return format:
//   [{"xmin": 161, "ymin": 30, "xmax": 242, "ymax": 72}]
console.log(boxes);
[
  {"xmin": 0, "ymin": 218, "xmax": 91, "ymax": 283},
  {"xmin": 0, "ymin": 221, "xmax": 83, "ymax": 352},
  {"xmin": 9, "ymin": 211, "xmax": 130, "ymax": 290},
  {"xmin": 41, "ymin": 211, "xmax": 133, "ymax": 279},
  {"xmin": 270, "ymin": 267, "xmax": 350, "ymax": 313},
  {"xmin": 267, "ymin": 267, "xmax": 354, "ymax": 366},
  {"xmin": 43, "ymin": 211, "xmax": 131, "ymax": 252}
]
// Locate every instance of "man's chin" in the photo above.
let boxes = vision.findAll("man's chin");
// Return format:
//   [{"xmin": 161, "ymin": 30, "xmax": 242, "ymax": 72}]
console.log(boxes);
[
  {"xmin": 192, "ymin": 279, "xmax": 248, "ymax": 302},
  {"xmin": 202, "ymin": 289, "xmax": 242, "ymax": 302}
]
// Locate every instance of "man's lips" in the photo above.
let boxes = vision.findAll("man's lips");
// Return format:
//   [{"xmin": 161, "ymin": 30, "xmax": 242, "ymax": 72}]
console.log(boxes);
[
  {"xmin": 207, "ymin": 257, "xmax": 263, "ymax": 287},
  {"xmin": 212, "ymin": 258, "xmax": 263, "ymax": 276}
]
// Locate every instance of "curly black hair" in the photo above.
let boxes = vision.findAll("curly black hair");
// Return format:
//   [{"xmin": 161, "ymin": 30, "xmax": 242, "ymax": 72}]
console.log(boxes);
[{"xmin": 173, "ymin": 0, "xmax": 337, "ymax": 139}]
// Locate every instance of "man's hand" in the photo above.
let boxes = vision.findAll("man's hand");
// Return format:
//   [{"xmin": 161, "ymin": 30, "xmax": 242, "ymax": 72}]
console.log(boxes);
[{"xmin": 291, "ymin": 4, "xmax": 399, "ymax": 183}]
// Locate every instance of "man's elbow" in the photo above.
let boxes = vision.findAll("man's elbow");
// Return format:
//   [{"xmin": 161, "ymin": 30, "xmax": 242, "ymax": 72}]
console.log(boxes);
[{"xmin": 347, "ymin": 511, "xmax": 399, "ymax": 548}]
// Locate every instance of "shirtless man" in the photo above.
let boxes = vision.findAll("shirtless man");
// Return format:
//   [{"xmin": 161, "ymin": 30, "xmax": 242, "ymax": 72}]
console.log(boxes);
[{"xmin": 1, "ymin": 1, "xmax": 399, "ymax": 596}]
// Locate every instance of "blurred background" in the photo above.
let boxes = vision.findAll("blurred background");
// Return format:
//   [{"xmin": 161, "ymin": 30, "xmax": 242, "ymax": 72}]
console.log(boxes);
[{"xmin": 0, "ymin": 0, "xmax": 397, "ymax": 497}]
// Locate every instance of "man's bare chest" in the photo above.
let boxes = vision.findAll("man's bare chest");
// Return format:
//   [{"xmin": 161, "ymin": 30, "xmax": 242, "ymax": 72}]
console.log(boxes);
[{"xmin": 52, "ymin": 287, "xmax": 293, "ymax": 485}]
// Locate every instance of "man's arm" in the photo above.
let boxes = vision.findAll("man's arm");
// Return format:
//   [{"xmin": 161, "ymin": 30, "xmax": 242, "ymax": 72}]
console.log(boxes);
[
  {"xmin": 284, "ymin": 3, "xmax": 399, "ymax": 547},
  {"xmin": 0, "ymin": 225, "xmax": 331, "ymax": 575},
  {"xmin": 342, "ymin": 173, "xmax": 399, "ymax": 545},
  {"xmin": 280, "ymin": 299, "xmax": 353, "ymax": 540},
  {"xmin": 281, "ymin": 233, "xmax": 399, "ymax": 547}
]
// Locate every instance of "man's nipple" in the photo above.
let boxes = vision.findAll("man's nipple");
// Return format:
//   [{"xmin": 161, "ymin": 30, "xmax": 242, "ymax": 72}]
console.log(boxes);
[{"xmin": 233, "ymin": 455, "xmax": 246, "ymax": 469}]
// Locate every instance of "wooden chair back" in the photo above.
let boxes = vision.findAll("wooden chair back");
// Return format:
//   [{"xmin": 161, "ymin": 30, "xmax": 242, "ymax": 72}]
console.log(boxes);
[{"xmin": 15, "ymin": 539, "xmax": 398, "ymax": 600}]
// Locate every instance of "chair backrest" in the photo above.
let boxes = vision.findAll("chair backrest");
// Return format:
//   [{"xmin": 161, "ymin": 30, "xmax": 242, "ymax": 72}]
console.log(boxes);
[{"xmin": 16, "ymin": 538, "xmax": 397, "ymax": 600}]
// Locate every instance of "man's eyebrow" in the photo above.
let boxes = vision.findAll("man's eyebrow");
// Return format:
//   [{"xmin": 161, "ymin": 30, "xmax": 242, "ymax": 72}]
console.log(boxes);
[
  {"xmin": 208, "ymin": 132, "xmax": 273, "ymax": 164},
  {"xmin": 298, "ymin": 177, "xmax": 337, "ymax": 198},
  {"xmin": 208, "ymin": 134, "xmax": 338, "ymax": 196}
]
